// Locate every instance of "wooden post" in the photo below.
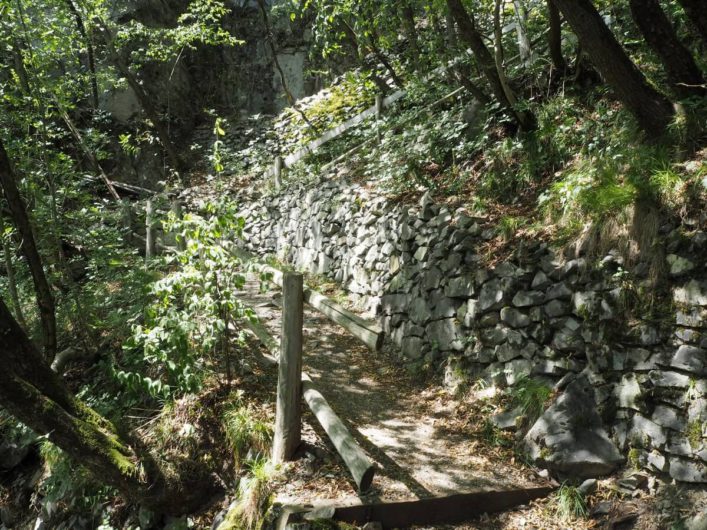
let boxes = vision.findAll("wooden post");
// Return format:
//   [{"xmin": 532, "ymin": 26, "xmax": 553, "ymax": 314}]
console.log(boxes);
[
  {"xmin": 375, "ymin": 94, "xmax": 384, "ymax": 145},
  {"xmin": 272, "ymin": 272, "xmax": 303, "ymax": 463},
  {"xmin": 170, "ymin": 199, "xmax": 186, "ymax": 251},
  {"xmin": 145, "ymin": 199, "xmax": 156, "ymax": 259},
  {"xmin": 121, "ymin": 199, "xmax": 132, "ymax": 244},
  {"xmin": 273, "ymin": 156, "xmax": 284, "ymax": 190}
]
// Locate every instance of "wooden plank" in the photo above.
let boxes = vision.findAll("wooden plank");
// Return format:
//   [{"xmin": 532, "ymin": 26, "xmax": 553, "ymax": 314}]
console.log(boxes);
[
  {"xmin": 243, "ymin": 318, "xmax": 377, "ymax": 492},
  {"xmin": 145, "ymin": 199, "xmax": 157, "ymax": 259},
  {"xmin": 234, "ymin": 248, "xmax": 384, "ymax": 351},
  {"xmin": 286, "ymin": 486, "xmax": 554, "ymax": 528},
  {"xmin": 272, "ymin": 273, "xmax": 303, "ymax": 463}
]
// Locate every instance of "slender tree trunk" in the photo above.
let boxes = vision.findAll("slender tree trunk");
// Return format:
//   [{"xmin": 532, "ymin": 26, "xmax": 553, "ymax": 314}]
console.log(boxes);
[
  {"xmin": 512, "ymin": 0, "xmax": 532, "ymax": 66},
  {"xmin": 553, "ymin": 0, "xmax": 674, "ymax": 138},
  {"xmin": 447, "ymin": 0, "xmax": 535, "ymax": 130},
  {"xmin": 0, "ymin": 214, "xmax": 28, "ymax": 329},
  {"xmin": 400, "ymin": 3, "xmax": 421, "ymax": 70},
  {"xmin": 0, "ymin": 140, "xmax": 56, "ymax": 358},
  {"xmin": 0, "ymin": 299, "xmax": 220, "ymax": 514},
  {"xmin": 546, "ymin": 0, "xmax": 566, "ymax": 72},
  {"xmin": 64, "ymin": 0, "xmax": 99, "ymax": 109},
  {"xmin": 367, "ymin": 27, "xmax": 405, "ymax": 89},
  {"xmin": 676, "ymin": 0, "xmax": 707, "ymax": 45},
  {"xmin": 94, "ymin": 19, "xmax": 183, "ymax": 177},
  {"xmin": 629, "ymin": 0, "xmax": 705, "ymax": 100}
]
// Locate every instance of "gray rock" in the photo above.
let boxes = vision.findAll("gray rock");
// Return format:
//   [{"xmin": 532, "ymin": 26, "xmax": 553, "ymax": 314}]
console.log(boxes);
[
  {"xmin": 686, "ymin": 510, "xmax": 707, "ymax": 530},
  {"xmin": 578, "ymin": 478, "xmax": 598, "ymax": 495},
  {"xmin": 674, "ymin": 280, "xmax": 707, "ymax": 307},
  {"xmin": 427, "ymin": 319, "xmax": 461, "ymax": 351},
  {"xmin": 492, "ymin": 407, "xmax": 523, "ymax": 430},
  {"xmin": 669, "ymin": 458, "xmax": 707, "ymax": 483},
  {"xmin": 362, "ymin": 523, "xmax": 383, "ymax": 530},
  {"xmin": 545, "ymin": 300, "xmax": 570, "ymax": 318},
  {"xmin": 531, "ymin": 271, "xmax": 552, "ymax": 290},
  {"xmin": 649, "ymin": 370, "xmax": 692, "ymax": 389},
  {"xmin": 670, "ymin": 345, "xmax": 706, "ymax": 375},
  {"xmin": 458, "ymin": 299, "xmax": 479, "ymax": 327},
  {"xmin": 409, "ymin": 298, "xmax": 433, "ymax": 324},
  {"xmin": 304, "ymin": 506, "xmax": 336, "ymax": 521},
  {"xmin": 504, "ymin": 359, "xmax": 532, "ymax": 385},
  {"xmin": 500, "ymin": 307, "xmax": 530, "ymax": 328},
  {"xmin": 481, "ymin": 325, "xmax": 508, "ymax": 346},
  {"xmin": 630, "ymin": 415, "xmax": 667, "ymax": 447},
  {"xmin": 445, "ymin": 276, "xmax": 475, "ymax": 298},
  {"xmin": 401, "ymin": 337, "xmax": 424, "ymax": 360},
  {"xmin": 667, "ymin": 254, "xmax": 696, "ymax": 277},
  {"xmin": 615, "ymin": 373, "xmax": 643, "ymax": 411},
  {"xmin": 545, "ymin": 282, "xmax": 573, "ymax": 301},
  {"xmin": 495, "ymin": 343, "xmax": 522, "ymax": 363},
  {"xmin": 647, "ymin": 450, "xmax": 668, "ymax": 473},
  {"xmin": 524, "ymin": 375, "xmax": 624, "ymax": 479},
  {"xmin": 652, "ymin": 405, "xmax": 686, "ymax": 431},
  {"xmin": 513, "ymin": 291, "xmax": 545, "ymax": 308},
  {"xmin": 478, "ymin": 279, "xmax": 510, "ymax": 312},
  {"xmin": 413, "ymin": 246, "xmax": 428, "ymax": 261}
]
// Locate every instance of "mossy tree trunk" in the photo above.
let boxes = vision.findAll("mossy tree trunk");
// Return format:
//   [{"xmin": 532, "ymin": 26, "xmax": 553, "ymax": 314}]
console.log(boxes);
[
  {"xmin": 0, "ymin": 298, "xmax": 220, "ymax": 514},
  {"xmin": 553, "ymin": 0, "xmax": 675, "ymax": 139}
]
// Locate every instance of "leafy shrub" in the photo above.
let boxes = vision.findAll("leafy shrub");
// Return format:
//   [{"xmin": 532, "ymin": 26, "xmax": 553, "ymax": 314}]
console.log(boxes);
[{"xmin": 115, "ymin": 200, "xmax": 252, "ymax": 399}]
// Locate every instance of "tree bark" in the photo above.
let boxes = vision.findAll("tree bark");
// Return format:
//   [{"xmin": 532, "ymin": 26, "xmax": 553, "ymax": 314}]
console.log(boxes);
[
  {"xmin": 64, "ymin": 0, "xmax": 99, "ymax": 109},
  {"xmin": 0, "ymin": 140, "xmax": 56, "ymax": 358},
  {"xmin": 552, "ymin": 0, "xmax": 674, "ymax": 138},
  {"xmin": 0, "ymin": 298, "xmax": 220, "ymax": 514},
  {"xmin": 546, "ymin": 0, "xmax": 566, "ymax": 72},
  {"xmin": 400, "ymin": 2, "xmax": 421, "ymax": 70},
  {"xmin": 512, "ymin": 0, "xmax": 532, "ymax": 66},
  {"xmin": 628, "ymin": 0, "xmax": 705, "ymax": 100},
  {"xmin": 446, "ymin": 0, "xmax": 535, "ymax": 131},
  {"xmin": 677, "ymin": 0, "xmax": 707, "ymax": 45},
  {"xmin": 0, "ymin": 214, "xmax": 28, "ymax": 329}
]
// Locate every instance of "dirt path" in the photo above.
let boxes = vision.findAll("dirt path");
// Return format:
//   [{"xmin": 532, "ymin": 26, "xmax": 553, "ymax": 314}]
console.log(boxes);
[{"xmin": 237, "ymin": 276, "xmax": 544, "ymax": 503}]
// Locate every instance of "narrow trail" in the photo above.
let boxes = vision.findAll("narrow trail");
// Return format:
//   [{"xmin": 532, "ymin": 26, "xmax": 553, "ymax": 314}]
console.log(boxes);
[{"xmin": 237, "ymin": 276, "xmax": 544, "ymax": 503}]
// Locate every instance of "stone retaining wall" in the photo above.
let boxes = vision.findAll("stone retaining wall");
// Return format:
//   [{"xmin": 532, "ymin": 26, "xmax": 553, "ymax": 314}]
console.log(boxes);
[{"xmin": 236, "ymin": 175, "xmax": 707, "ymax": 483}]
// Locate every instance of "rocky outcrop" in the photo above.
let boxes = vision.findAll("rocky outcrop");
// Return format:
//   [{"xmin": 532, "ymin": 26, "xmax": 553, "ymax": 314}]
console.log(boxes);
[{"xmin": 234, "ymin": 173, "xmax": 707, "ymax": 482}]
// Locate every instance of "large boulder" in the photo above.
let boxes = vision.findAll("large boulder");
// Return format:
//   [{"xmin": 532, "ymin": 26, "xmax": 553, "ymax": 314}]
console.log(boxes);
[{"xmin": 524, "ymin": 374, "xmax": 624, "ymax": 479}]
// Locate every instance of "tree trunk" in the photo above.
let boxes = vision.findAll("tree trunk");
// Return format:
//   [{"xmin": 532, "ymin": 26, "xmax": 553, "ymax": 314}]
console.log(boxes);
[
  {"xmin": 64, "ymin": 0, "xmax": 99, "ymax": 109},
  {"xmin": 446, "ymin": 0, "xmax": 536, "ymax": 131},
  {"xmin": 512, "ymin": 0, "xmax": 532, "ymax": 66},
  {"xmin": 546, "ymin": 0, "xmax": 566, "ymax": 72},
  {"xmin": 628, "ymin": 0, "xmax": 705, "ymax": 100},
  {"xmin": 400, "ymin": 2, "xmax": 421, "ymax": 70},
  {"xmin": 677, "ymin": 0, "xmax": 707, "ymax": 45},
  {"xmin": 0, "ymin": 214, "xmax": 28, "ymax": 329},
  {"xmin": 0, "ymin": 140, "xmax": 56, "ymax": 358},
  {"xmin": 553, "ymin": 0, "xmax": 674, "ymax": 138},
  {"xmin": 0, "ymin": 298, "xmax": 220, "ymax": 514}
]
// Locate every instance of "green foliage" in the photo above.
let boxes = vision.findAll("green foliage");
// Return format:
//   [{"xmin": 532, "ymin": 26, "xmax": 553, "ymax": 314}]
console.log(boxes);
[
  {"xmin": 38, "ymin": 441, "xmax": 115, "ymax": 530},
  {"xmin": 116, "ymin": 200, "xmax": 251, "ymax": 399},
  {"xmin": 509, "ymin": 376, "xmax": 552, "ymax": 428},
  {"xmin": 115, "ymin": 0, "xmax": 242, "ymax": 65},
  {"xmin": 554, "ymin": 482, "xmax": 588, "ymax": 521},
  {"xmin": 223, "ymin": 391, "xmax": 273, "ymax": 467}
]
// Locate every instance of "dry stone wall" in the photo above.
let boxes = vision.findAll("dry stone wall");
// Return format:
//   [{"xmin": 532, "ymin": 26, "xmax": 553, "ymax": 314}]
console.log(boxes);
[{"xmin": 236, "ymin": 175, "xmax": 707, "ymax": 483}]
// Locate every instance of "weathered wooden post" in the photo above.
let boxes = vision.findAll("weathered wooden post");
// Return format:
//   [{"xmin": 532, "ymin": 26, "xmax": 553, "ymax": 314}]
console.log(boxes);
[
  {"xmin": 145, "ymin": 199, "xmax": 157, "ymax": 259},
  {"xmin": 273, "ymin": 156, "xmax": 284, "ymax": 191},
  {"xmin": 121, "ymin": 199, "xmax": 133, "ymax": 244},
  {"xmin": 375, "ymin": 94, "xmax": 384, "ymax": 145},
  {"xmin": 272, "ymin": 272, "xmax": 303, "ymax": 463},
  {"xmin": 170, "ymin": 198, "xmax": 186, "ymax": 251}
]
